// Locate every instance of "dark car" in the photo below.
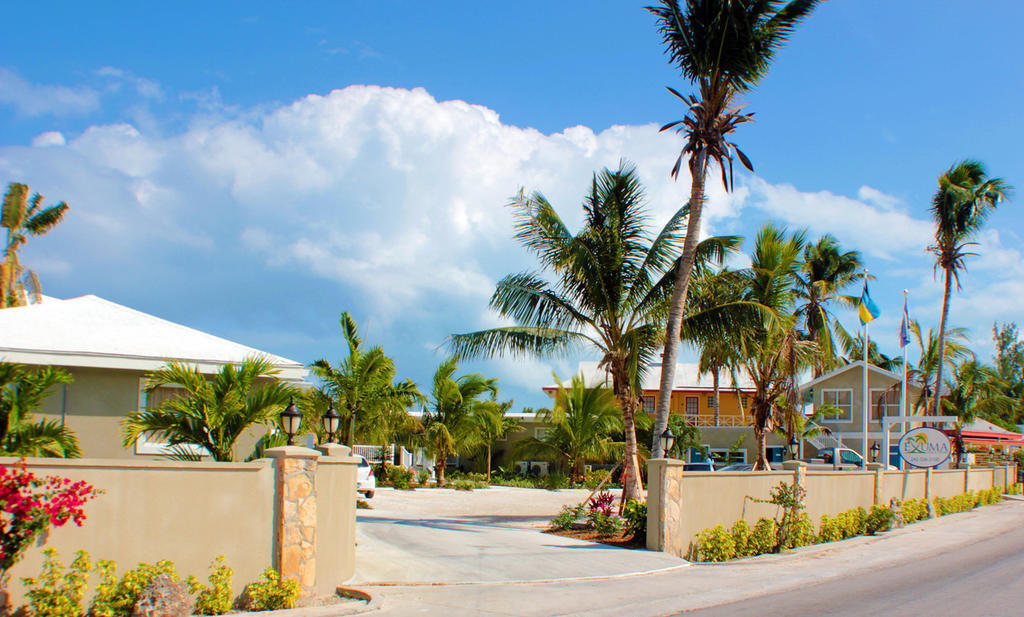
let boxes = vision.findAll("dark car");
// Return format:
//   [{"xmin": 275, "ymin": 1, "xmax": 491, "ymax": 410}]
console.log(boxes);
[{"xmin": 682, "ymin": 461, "xmax": 716, "ymax": 472}]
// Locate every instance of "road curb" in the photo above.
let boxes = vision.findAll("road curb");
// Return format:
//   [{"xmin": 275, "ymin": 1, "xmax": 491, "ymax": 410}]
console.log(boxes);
[{"xmin": 356, "ymin": 562, "xmax": 691, "ymax": 587}]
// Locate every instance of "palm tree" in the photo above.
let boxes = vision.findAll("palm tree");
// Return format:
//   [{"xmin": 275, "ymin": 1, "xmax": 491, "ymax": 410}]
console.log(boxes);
[
  {"xmin": 309, "ymin": 312, "xmax": 422, "ymax": 447},
  {"xmin": 449, "ymin": 163, "xmax": 739, "ymax": 502},
  {"xmin": 928, "ymin": 160, "xmax": 1011, "ymax": 415},
  {"xmin": 645, "ymin": 0, "xmax": 821, "ymax": 457},
  {"xmin": 421, "ymin": 358, "xmax": 498, "ymax": 486},
  {"xmin": 0, "ymin": 363, "xmax": 80, "ymax": 457},
  {"xmin": 908, "ymin": 321, "xmax": 971, "ymax": 414},
  {"xmin": 833, "ymin": 321, "xmax": 903, "ymax": 372},
  {"xmin": 468, "ymin": 400, "xmax": 520, "ymax": 481},
  {"xmin": 512, "ymin": 374, "xmax": 622, "ymax": 484},
  {"xmin": 736, "ymin": 225, "xmax": 819, "ymax": 469},
  {"xmin": 794, "ymin": 235, "xmax": 863, "ymax": 376},
  {"xmin": 2, "ymin": 183, "xmax": 69, "ymax": 308},
  {"xmin": 122, "ymin": 355, "xmax": 296, "ymax": 462},
  {"xmin": 942, "ymin": 360, "xmax": 1017, "ymax": 467}
]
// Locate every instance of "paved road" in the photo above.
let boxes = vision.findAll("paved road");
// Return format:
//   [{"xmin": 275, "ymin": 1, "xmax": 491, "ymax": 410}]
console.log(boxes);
[{"xmin": 679, "ymin": 523, "xmax": 1024, "ymax": 617}]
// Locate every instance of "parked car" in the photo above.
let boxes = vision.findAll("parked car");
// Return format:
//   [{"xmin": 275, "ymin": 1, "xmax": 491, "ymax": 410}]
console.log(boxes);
[
  {"xmin": 683, "ymin": 461, "xmax": 716, "ymax": 472},
  {"xmin": 356, "ymin": 455, "xmax": 376, "ymax": 498},
  {"xmin": 719, "ymin": 463, "xmax": 757, "ymax": 471},
  {"xmin": 805, "ymin": 447, "xmax": 896, "ymax": 470}
]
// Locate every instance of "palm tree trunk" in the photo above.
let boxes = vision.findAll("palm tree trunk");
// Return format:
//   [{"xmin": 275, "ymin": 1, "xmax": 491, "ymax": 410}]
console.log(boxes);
[
  {"xmin": 653, "ymin": 150, "xmax": 709, "ymax": 458},
  {"xmin": 932, "ymin": 268, "xmax": 954, "ymax": 417},
  {"xmin": 713, "ymin": 369, "xmax": 720, "ymax": 427},
  {"xmin": 753, "ymin": 422, "xmax": 769, "ymax": 470},
  {"xmin": 435, "ymin": 453, "xmax": 446, "ymax": 487},
  {"xmin": 609, "ymin": 360, "xmax": 644, "ymax": 502},
  {"xmin": 486, "ymin": 444, "xmax": 492, "ymax": 482}
]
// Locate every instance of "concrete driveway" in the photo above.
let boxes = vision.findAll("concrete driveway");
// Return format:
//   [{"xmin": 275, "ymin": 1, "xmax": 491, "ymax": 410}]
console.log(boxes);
[{"xmin": 351, "ymin": 486, "xmax": 686, "ymax": 585}]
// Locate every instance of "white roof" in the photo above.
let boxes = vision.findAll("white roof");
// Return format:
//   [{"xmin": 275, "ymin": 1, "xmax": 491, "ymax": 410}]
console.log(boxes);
[
  {"xmin": 0, "ymin": 295, "xmax": 306, "ymax": 381},
  {"xmin": 548, "ymin": 361, "xmax": 755, "ymax": 392}
]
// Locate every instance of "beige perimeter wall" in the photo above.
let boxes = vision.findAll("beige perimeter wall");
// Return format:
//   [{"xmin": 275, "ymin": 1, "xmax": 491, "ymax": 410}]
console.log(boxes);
[
  {"xmin": 648, "ymin": 459, "xmax": 1017, "ymax": 559},
  {"xmin": 4, "ymin": 452, "xmax": 357, "ymax": 607}
]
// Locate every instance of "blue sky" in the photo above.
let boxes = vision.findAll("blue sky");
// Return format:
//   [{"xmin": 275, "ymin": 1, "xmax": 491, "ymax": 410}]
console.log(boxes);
[{"xmin": 2, "ymin": 1, "xmax": 1022, "ymax": 410}]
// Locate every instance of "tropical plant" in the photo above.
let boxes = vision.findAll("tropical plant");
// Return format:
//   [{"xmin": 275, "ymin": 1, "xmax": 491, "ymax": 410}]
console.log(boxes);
[
  {"xmin": 927, "ymin": 160, "xmax": 1011, "ymax": 415},
  {"xmin": 449, "ymin": 163, "xmax": 739, "ymax": 502},
  {"xmin": 121, "ymin": 355, "xmax": 296, "ymax": 462},
  {"xmin": 1, "ymin": 182, "xmax": 69, "ymax": 308},
  {"xmin": 991, "ymin": 322, "xmax": 1024, "ymax": 424},
  {"xmin": 309, "ymin": 312, "xmax": 423, "ymax": 447},
  {"xmin": 907, "ymin": 321, "xmax": 971, "ymax": 413},
  {"xmin": 942, "ymin": 361, "xmax": 1017, "ymax": 466},
  {"xmin": 511, "ymin": 374, "xmax": 623, "ymax": 484},
  {"xmin": 645, "ymin": 0, "xmax": 821, "ymax": 458},
  {"xmin": 794, "ymin": 235, "xmax": 863, "ymax": 376},
  {"xmin": 0, "ymin": 362, "xmax": 80, "ymax": 458},
  {"xmin": 468, "ymin": 399, "xmax": 520, "ymax": 481},
  {"xmin": 420, "ymin": 358, "xmax": 498, "ymax": 486},
  {"xmin": 833, "ymin": 320, "xmax": 903, "ymax": 372}
]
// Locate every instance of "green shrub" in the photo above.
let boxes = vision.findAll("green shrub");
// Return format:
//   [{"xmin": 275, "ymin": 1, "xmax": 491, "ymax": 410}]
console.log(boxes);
[
  {"xmin": 453, "ymin": 479, "xmax": 475, "ymax": 491},
  {"xmin": 543, "ymin": 472, "xmax": 570, "ymax": 490},
  {"xmin": 817, "ymin": 514, "xmax": 843, "ymax": 543},
  {"xmin": 244, "ymin": 568, "xmax": 301, "ymax": 611},
  {"xmin": 783, "ymin": 513, "xmax": 815, "ymax": 549},
  {"xmin": 730, "ymin": 520, "xmax": 751, "ymax": 557},
  {"xmin": 416, "ymin": 468, "xmax": 431, "ymax": 486},
  {"xmin": 91, "ymin": 559, "xmax": 179, "ymax": 617},
  {"xmin": 356, "ymin": 499, "xmax": 372, "ymax": 509},
  {"xmin": 491, "ymin": 477, "xmax": 542, "ymax": 488},
  {"xmin": 901, "ymin": 499, "xmax": 924, "ymax": 523},
  {"xmin": 932, "ymin": 496, "xmax": 947, "ymax": 516},
  {"xmin": 188, "ymin": 555, "xmax": 234, "ymax": 615},
  {"xmin": 388, "ymin": 466, "xmax": 415, "ymax": 490},
  {"xmin": 866, "ymin": 505, "xmax": 894, "ymax": 535},
  {"xmin": 697, "ymin": 524, "xmax": 735, "ymax": 562},
  {"xmin": 22, "ymin": 549, "xmax": 91, "ymax": 617},
  {"xmin": 588, "ymin": 511, "xmax": 623, "ymax": 536},
  {"xmin": 622, "ymin": 500, "xmax": 647, "ymax": 542},
  {"xmin": 747, "ymin": 518, "xmax": 778, "ymax": 556},
  {"xmin": 835, "ymin": 507, "xmax": 866, "ymax": 539},
  {"xmin": 549, "ymin": 505, "xmax": 584, "ymax": 531}
]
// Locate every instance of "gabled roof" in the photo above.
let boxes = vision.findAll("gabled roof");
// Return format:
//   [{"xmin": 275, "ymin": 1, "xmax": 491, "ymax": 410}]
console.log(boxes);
[
  {"xmin": 544, "ymin": 361, "xmax": 755, "ymax": 392},
  {"xmin": 798, "ymin": 360, "xmax": 916, "ymax": 393},
  {"xmin": 0, "ymin": 295, "xmax": 306, "ymax": 381}
]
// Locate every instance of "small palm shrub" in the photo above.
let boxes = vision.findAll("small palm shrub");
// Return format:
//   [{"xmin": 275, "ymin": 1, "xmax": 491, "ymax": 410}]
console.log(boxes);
[
  {"xmin": 416, "ymin": 468, "xmax": 431, "ymax": 486},
  {"xmin": 549, "ymin": 505, "xmax": 584, "ymax": 530}
]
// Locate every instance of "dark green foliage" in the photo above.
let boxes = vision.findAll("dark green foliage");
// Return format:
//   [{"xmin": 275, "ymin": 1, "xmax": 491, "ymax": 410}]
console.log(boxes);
[
  {"xmin": 388, "ymin": 466, "xmax": 415, "ymax": 490},
  {"xmin": 622, "ymin": 500, "xmax": 648, "ymax": 542}
]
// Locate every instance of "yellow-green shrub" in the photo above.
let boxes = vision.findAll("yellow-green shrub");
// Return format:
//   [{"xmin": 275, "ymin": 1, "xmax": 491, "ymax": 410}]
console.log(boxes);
[
  {"xmin": 697, "ymin": 524, "xmax": 735, "ymax": 562},
  {"xmin": 22, "ymin": 549, "xmax": 91, "ymax": 617},
  {"xmin": 747, "ymin": 518, "xmax": 778, "ymax": 556},
  {"xmin": 188, "ymin": 555, "xmax": 234, "ymax": 615},
  {"xmin": 244, "ymin": 567, "xmax": 301, "ymax": 611},
  {"xmin": 865, "ymin": 505, "xmax": 894, "ymax": 535},
  {"xmin": 817, "ymin": 514, "xmax": 843, "ymax": 543},
  {"xmin": 730, "ymin": 520, "xmax": 751, "ymax": 558},
  {"xmin": 783, "ymin": 513, "xmax": 815, "ymax": 549},
  {"xmin": 91, "ymin": 559, "xmax": 179, "ymax": 617}
]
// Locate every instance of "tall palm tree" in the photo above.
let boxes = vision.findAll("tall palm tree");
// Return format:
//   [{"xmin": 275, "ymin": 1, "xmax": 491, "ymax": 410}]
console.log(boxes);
[
  {"xmin": 1, "ymin": 183, "xmax": 69, "ymax": 308},
  {"xmin": 0, "ymin": 363, "xmax": 80, "ymax": 458},
  {"xmin": 421, "ymin": 358, "xmax": 499, "ymax": 486},
  {"xmin": 736, "ymin": 225, "xmax": 819, "ymax": 469},
  {"xmin": 512, "ymin": 374, "xmax": 622, "ymax": 484},
  {"xmin": 309, "ymin": 312, "xmax": 422, "ymax": 447},
  {"xmin": 449, "ymin": 163, "xmax": 740, "ymax": 502},
  {"xmin": 122, "ymin": 355, "xmax": 296, "ymax": 462},
  {"xmin": 794, "ymin": 235, "xmax": 863, "ymax": 376},
  {"xmin": 907, "ymin": 321, "xmax": 971, "ymax": 414},
  {"xmin": 468, "ymin": 400, "xmax": 520, "ymax": 481},
  {"xmin": 928, "ymin": 160, "xmax": 1011, "ymax": 415},
  {"xmin": 942, "ymin": 360, "xmax": 1017, "ymax": 467},
  {"xmin": 645, "ymin": 0, "xmax": 820, "ymax": 457}
]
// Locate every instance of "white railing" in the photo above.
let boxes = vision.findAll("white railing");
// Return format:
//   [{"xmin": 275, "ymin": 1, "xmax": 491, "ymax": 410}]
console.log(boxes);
[{"xmin": 684, "ymin": 415, "xmax": 750, "ymax": 428}]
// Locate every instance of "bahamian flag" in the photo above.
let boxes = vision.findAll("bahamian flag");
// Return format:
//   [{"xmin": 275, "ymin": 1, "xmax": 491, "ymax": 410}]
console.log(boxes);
[
  {"xmin": 859, "ymin": 280, "xmax": 880, "ymax": 325},
  {"xmin": 899, "ymin": 295, "xmax": 911, "ymax": 348}
]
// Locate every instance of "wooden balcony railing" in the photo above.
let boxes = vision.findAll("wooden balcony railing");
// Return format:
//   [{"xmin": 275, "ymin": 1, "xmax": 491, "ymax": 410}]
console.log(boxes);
[{"xmin": 683, "ymin": 415, "xmax": 750, "ymax": 428}]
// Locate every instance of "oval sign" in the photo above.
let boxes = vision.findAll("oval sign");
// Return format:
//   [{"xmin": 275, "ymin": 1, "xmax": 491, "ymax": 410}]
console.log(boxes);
[{"xmin": 898, "ymin": 427, "xmax": 952, "ymax": 469}]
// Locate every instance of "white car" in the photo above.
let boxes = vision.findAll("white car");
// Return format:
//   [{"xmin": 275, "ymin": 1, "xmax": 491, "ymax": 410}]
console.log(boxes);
[{"xmin": 356, "ymin": 455, "xmax": 376, "ymax": 498}]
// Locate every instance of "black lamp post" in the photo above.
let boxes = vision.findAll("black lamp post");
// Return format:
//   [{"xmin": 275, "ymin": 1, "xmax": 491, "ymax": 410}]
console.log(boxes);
[
  {"xmin": 788, "ymin": 435, "xmax": 800, "ymax": 460},
  {"xmin": 660, "ymin": 427, "xmax": 675, "ymax": 458},
  {"xmin": 281, "ymin": 397, "xmax": 302, "ymax": 446},
  {"xmin": 321, "ymin": 402, "xmax": 341, "ymax": 444},
  {"xmin": 870, "ymin": 442, "xmax": 880, "ymax": 463}
]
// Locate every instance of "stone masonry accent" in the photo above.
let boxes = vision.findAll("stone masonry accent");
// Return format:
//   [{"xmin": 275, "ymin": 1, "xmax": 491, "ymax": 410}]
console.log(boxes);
[{"xmin": 265, "ymin": 446, "xmax": 321, "ymax": 602}]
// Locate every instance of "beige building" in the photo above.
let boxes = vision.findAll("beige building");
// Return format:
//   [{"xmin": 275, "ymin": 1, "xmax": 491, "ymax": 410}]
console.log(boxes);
[{"xmin": 0, "ymin": 295, "xmax": 307, "ymax": 459}]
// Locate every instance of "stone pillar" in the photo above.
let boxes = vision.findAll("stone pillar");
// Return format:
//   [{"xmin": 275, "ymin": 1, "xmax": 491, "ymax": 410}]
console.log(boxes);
[
  {"xmin": 646, "ymin": 458, "xmax": 684, "ymax": 557},
  {"xmin": 317, "ymin": 443, "xmax": 352, "ymax": 458},
  {"xmin": 264, "ymin": 446, "xmax": 321, "ymax": 601}
]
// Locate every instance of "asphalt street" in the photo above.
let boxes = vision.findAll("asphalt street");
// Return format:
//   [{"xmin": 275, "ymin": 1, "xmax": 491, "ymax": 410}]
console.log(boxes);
[{"xmin": 680, "ymin": 523, "xmax": 1024, "ymax": 617}]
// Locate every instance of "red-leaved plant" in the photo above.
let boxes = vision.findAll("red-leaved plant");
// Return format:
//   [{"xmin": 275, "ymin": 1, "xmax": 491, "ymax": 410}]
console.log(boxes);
[
  {"xmin": 0, "ymin": 462, "xmax": 100, "ymax": 581},
  {"xmin": 587, "ymin": 491, "xmax": 615, "ymax": 517}
]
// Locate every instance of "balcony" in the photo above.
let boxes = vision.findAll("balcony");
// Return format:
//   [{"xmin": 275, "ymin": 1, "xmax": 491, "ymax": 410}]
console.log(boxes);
[{"xmin": 683, "ymin": 414, "xmax": 750, "ymax": 428}]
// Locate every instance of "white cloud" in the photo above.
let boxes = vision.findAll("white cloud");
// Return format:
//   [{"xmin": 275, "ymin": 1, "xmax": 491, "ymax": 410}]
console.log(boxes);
[
  {"xmin": 32, "ymin": 131, "xmax": 66, "ymax": 147},
  {"xmin": 0, "ymin": 68, "xmax": 100, "ymax": 117}
]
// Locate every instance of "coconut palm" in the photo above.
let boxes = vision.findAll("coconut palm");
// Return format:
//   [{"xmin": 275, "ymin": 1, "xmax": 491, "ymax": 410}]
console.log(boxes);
[
  {"xmin": 928, "ymin": 160, "xmax": 1011, "ymax": 415},
  {"xmin": 122, "ymin": 355, "xmax": 297, "ymax": 462},
  {"xmin": 735, "ymin": 225, "xmax": 820, "ymax": 469},
  {"xmin": 645, "ymin": 0, "xmax": 821, "ymax": 457},
  {"xmin": 309, "ymin": 312, "xmax": 423, "ymax": 447},
  {"xmin": 421, "ymin": 358, "xmax": 499, "ymax": 486},
  {"xmin": 942, "ymin": 360, "xmax": 1017, "ymax": 467},
  {"xmin": 1, "ymin": 183, "xmax": 69, "ymax": 308},
  {"xmin": 794, "ymin": 235, "xmax": 863, "ymax": 376},
  {"xmin": 833, "ymin": 321, "xmax": 903, "ymax": 372},
  {"xmin": 449, "ymin": 163, "xmax": 740, "ymax": 502},
  {"xmin": 468, "ymin": 400, "xmax": 520, "ymax": 481},
  {"xmin": 908, "ymin": 321, "xmax": 972, "ymax": 414},
  {"xmin": 0, "ymin": 363, "xmax": 80, "ymax": 457},
  {"xmin": 512, "ymin": 374, "xmax": 622, "ymax": 484}
]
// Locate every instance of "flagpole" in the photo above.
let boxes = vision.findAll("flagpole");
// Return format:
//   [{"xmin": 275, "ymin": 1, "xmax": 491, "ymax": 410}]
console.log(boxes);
[{"xmin": 862, "ymin": 270, "xmax": 870, "ymax": 467}]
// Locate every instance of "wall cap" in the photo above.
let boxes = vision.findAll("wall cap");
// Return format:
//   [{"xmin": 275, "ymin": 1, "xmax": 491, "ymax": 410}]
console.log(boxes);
[
  {"xmin": 0, "ymin": 456, "xmax": 268, "ymax": 471},
  {"xmin": 263, "ymin": 446, "xmax": 322, "ymax": 460}
]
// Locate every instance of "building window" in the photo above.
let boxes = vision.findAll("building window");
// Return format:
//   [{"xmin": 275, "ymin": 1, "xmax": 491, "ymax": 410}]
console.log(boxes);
[
  {"xmin": 642, "ymin": 396, "xmax": 655, "ymax": 414},
  {"xmin": 534, "ymin": 427, "xmax": 550, "ymax": 440},
  {"xmin": 766, "ymin": 446, "xmax": 785, "ymax": 463},
  {"xmin": 709, "ymin": 448, "xmax": 746, "ymax": 465},
  {"xmin": 685, "ymin": 396, "xmax": 699, "ymax": 419},
  {"xmin": 707, "ymin": 395, "xmax": 715, "ymax": 409},
  {"xmin": 134, "ymin": 381, "xmax": 210, "ymax": 457},
  {"xmin": 741, "ymin": 396, "xmax": 749, "ymax": 409},
  {"xmin": 870, "ymin": 388, "xmax": 900, "ymax": 420},
  {"xmin": 821, "ymin": 389, "xmax": 853, "ymax": 422}
]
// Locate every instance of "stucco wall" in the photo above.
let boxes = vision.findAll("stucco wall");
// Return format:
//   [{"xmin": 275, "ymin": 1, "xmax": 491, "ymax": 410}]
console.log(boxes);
[
  {"xmin": 3, "ymin": 452, "xmax": 357, "ymax": 607},
  {"xmin": 648, "ymin": 460, "xmax": 1013, "ymax": 558}
]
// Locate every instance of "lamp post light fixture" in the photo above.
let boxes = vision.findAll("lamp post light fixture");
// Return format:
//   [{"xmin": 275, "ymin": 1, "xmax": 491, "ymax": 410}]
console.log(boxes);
[
  {"xmin": 787, "ymin": 435, "xmax": 800, "ymax": 460},
  {"xmin": 870, "ymin": 442, "xmax": 880, "ymax": 463},
  {"xmin": 321, "ymin": 402, "xmax": 341, "ymax": 444},
  {"xmin": 660, "ymin": 427, "xmax": 675, "ymax": 458},
  {"xmin": 281, "ymin": 397, "xmax": 302, "ymax": 446}
]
